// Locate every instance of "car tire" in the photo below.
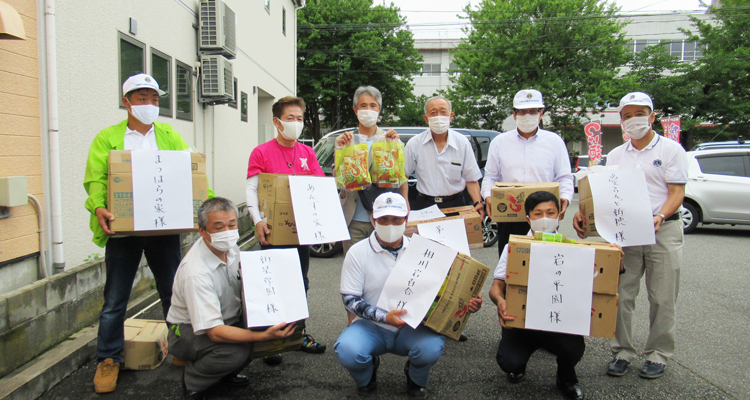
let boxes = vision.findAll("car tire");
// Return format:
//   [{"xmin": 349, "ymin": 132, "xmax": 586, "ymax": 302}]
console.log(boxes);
[
  {"xmin": 680, "ymin": 203, "xmax": 700, "ymax": 234},
  {"xmin": 483, "ymin": 215, "xmax": 498, "ymax": 247},
  {"xmin": 310, "ymin": 241, "xmax": 342, "ymax": 258}
]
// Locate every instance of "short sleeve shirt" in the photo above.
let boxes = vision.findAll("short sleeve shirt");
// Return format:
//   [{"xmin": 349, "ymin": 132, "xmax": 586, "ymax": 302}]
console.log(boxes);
[
  {"xmin": 247, "ymin": 140, "xmax": 324, "ymax": 177},
  {"xmin": 167, "ymin": 238, "xmax": 242, "ymax": 334},
  {"xmin": 493, "ymin": 230, "xmax": 532, "ymax": 280},
  {"xmin": 404, "ymin": 129, "xmax": 482, "ymax": 197},
  {"xmin": 606, "ymin": 134, "xmax": 688, "ymax": 214}
]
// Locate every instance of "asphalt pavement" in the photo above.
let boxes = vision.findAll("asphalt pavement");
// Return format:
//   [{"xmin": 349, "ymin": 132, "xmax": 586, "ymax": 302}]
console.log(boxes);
[{"xmin": 37, "ymin": 198, "xmax": 750, "ymax": 400}]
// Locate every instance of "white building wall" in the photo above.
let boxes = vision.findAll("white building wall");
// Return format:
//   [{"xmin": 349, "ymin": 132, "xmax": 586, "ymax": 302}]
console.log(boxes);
[{"xmin": 52, "ymin": 0, "xmax": 299, "ymax": 267}]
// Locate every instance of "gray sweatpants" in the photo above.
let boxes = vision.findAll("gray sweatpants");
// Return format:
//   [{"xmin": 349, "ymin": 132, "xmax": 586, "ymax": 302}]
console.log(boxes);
[
  {"xmin": 610, "ymin": 219, "xmax": 683, "ymax": 365},
  {"xmin": 168, "ymin": 323, "xmax": 252, "ymax": 392}
]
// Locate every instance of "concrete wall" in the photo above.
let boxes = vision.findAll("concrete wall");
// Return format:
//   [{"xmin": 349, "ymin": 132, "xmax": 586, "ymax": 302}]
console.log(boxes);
[{"xmin": 0, "ymin": 0, "xmax": 43, "ymax": 289}]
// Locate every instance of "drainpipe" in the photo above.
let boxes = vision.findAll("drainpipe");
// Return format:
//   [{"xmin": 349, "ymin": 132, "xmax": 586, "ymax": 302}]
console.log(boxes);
[{"xmin": 44, "ymin": 0, "xmax": 65, "ymax": 273}]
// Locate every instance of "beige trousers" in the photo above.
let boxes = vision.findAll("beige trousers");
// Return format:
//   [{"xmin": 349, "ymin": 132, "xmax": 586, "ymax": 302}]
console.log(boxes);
[
  {"xmin": 610, "ymin": 219, "xmax": 683, "ymax": 365},
  {"xmin": 343, "ymin": 219, "xmax": 375, "ymax": 256}
]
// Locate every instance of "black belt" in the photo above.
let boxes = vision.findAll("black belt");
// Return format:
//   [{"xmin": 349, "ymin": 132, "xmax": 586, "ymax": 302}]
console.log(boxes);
[
  {"xmin": 417, "ymin": 192, "xmax": 463, "ymax": 203},
  {"xmin": 664, "ymin": 213, "xmax": 679, "ymax": 222}
]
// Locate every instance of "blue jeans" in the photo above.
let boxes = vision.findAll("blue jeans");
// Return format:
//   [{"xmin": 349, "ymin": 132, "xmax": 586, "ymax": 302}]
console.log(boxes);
[
  {"xmin": 97, "ymin": 235, "xmax": 181, "ymax": 363},
  {"xmin": 334, "ymin": 320, "xmax": 445, "ymax": 388}
]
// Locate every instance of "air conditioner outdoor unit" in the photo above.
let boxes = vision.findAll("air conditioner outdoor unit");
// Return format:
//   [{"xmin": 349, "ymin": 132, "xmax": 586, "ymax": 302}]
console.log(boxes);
[
  {"xmin": 200, "ymin": 55, "xmax": 234, "ymax": 99},
  {"xmin": 199, "ymin": 0, "xmax": 237, "ymax": 58}
]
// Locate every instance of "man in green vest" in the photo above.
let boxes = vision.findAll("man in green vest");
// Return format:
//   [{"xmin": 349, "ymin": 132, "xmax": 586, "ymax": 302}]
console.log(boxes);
[{"xmin": 84, "ymin": 73, "xmax": 213, "ymax": 393}]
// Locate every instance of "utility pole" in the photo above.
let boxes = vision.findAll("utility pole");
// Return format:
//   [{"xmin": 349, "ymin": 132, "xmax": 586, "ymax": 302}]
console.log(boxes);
[{"xmin": 336, "ymin": 53, "xmax": 341, "ymax": 130}]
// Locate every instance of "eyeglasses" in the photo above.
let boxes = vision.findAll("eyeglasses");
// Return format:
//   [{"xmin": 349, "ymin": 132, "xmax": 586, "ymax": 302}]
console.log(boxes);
[{"xmin": 514, "ymin": 109, "xmax": 542, "ymax": 116}]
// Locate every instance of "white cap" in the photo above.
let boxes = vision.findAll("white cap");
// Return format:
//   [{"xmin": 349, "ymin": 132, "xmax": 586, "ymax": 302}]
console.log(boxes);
[
  {"xmin": 617, "ymin": 92, "xmax": 653, "ymax": 113},
  {"xmin": 122, "ymin": 73, "xmax": 166, "ymax": 96},
  {"xmin": 513, "ymin": 89, "xmax": 544, "ymax": 109},
  {"xmin": 372, "ymin": 192, "xmax": 408, "ymax": 219}
]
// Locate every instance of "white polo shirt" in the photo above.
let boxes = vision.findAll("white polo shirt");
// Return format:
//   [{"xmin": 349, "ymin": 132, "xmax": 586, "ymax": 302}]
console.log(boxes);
[
  {"xmin": 404, "ymin": 129, "xmax": 483, "ymax": 197},
  {"xmin": 124, "ymin": 125, "xmax": 158, "ymax": 150},
  {"xmin": 167, "ymin": 238, "xmax": 242, "ymax": 334},
  {"xmin": 493, "ymin": 230, "xmax": 532, "ymax": 280},
  {"xmin": 340, "ymin": 232, "xmax": 412, "ymax": 332},
  {"xmin": 480, "ymin": 128, "xmax": 574, "ymax": 202},
  {"xmin": 606, "ymin": 134, "xmax": 687, "ymax": 214}
]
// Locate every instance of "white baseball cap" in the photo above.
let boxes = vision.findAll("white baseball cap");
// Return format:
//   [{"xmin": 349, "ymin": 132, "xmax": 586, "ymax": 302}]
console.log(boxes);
[
  {"xmin": 372, "ymin": 192, "xmax": 408, "ymax": 219},
  {"xmin": 122, "ymin": 73, "xmax": 166, "ymax": 96},
  {"xmin": 513, "ymin": 89, "xmax": 545, "ymax": 109},
  {"xmin": 617, "ymin": 92, "xmax": 653, "ymax": 113}
]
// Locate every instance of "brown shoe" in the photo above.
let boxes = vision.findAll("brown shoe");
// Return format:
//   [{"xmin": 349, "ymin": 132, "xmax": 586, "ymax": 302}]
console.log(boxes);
[
  {"xmin": 93, "ymin": 358, "xmax": 120, "ymax": 393},
  {"xmin": 171, "ymin": 356, "xmax": 189, "ymax": 367}
]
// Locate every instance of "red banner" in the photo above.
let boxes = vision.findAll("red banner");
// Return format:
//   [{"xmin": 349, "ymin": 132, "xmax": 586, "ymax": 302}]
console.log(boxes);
[
  {"xmin": 661, "ymin": 116, "xmax": 681, "ymax": 142},
  {"xmin": 584, "ymin": 121, "xmax": 603, "ymax": 165}
]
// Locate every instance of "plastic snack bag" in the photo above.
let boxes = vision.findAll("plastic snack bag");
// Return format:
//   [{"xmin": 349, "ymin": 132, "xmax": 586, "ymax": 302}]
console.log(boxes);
[
  {"xmin": 335, "ymin": 134, "xmax": 372, "ymax": 191},
  {"xmin": 370, "ymin": 136, "xmax": 406, "ymax": 188}
]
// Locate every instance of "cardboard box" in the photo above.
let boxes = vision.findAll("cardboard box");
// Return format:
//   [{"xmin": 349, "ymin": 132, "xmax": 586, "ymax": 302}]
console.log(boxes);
[
  {"xmin": 405, "ymin": 206, "xmax": 483, "ymax": 250},
  {"xmin": 423, "ymin": 253, "xmax": 490, "ymax": 340},
  {"xmin": 577, "ymin": 176, "xmax": 598, "ymax": 236},
  {"xmin": 107, "ymin": 150, "xmax": 208, "ymax": 235},
  {"xmin": 504, "ymin": 284, "xmax": 619, "ymax": 338},
  {"xmin": 505, "ymin": 235, "xmax": 621, "ymax": 295},
  {"xmin": 122, "ymin": 319, "xmax": 169, "ymax": 370},
  {"xmin": 490, "ymin": 182, "xmax": 560, "ymax": 222},
  {"xmin": 257, "ymin": 173, "xmax": 299, "ymax": 245},
  {"xmin": 248, "ymin": 321, "xmax": 306, "ymax": 359}
]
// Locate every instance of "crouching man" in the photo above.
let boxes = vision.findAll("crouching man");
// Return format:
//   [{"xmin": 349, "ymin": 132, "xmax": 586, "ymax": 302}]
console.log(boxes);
[
  {"xmin": 334, "ymin": 192, "xmax": 482, "ymax": 397},
  {"xmin": 489, "ymin": 191, "xmax": 585, "ymax": 400},
  {"xmin": 167, "ymin": 197, "xmax": 296, "ymax": 400}
]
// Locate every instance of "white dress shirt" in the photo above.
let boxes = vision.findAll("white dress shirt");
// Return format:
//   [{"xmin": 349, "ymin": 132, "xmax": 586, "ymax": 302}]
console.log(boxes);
[
  {"xmin": 167, "ymin": 238, "xmax": 242, "ymax": 334},
  {"xmin": 404, "ymin": 129, "xmax": 483, "ymax": 197},
  {"xmin": 480, "ymin": 128, "xmax": 574, "ymax": 202},
  {"xmin": 123, "ymin": 125, "xmax": 158, "ymax": 150},
  {"xmin": 493, "ymin": 229, "xmax": 532, "ymax": 280},
  {"xmin": 606, "ymin": 134, "xmax": 687, "ymax": 214}
]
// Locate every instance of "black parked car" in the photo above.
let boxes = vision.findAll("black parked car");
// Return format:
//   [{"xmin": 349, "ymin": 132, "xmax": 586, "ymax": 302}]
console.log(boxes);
[{"xmin": 310, "ymin": 127, "xmax": 501, "ymax": 258}]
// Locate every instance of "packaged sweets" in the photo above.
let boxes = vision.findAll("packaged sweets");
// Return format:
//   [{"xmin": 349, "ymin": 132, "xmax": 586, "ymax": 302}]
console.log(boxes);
[
  {"xmin": 335, "ymin": 134, "xmax": 372, "ymax": 191},
  {"xmin": 371, "ymin": 137, "xmax": 406, "ymax": 188}
]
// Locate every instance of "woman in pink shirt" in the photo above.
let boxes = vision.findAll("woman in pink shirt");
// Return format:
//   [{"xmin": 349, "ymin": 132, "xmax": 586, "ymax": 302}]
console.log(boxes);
[{"xmin": 245, "ymin": 96, "xmax": 326, "ymax": 358}]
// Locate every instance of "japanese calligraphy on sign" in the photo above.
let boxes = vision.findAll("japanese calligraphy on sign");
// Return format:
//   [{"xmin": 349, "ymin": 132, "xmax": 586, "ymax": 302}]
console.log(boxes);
[
  {"xmin": 377, "ymin": 234, "xmax": 457, "ymax": 329},
  {"xmin": 525, "ymin": 242, "xmax": 595, "ymax": 335},
  {"xmin": 417, "ymin": 218, "xmax": 470, "ymax": 255},
  {"xmin": 587, "ymin": 169, "xmax": 655, "ymax": 247},
  {"xmin": 240, "ymin": 249, "xmax": 309, "ymax": 327},
  {"xmin": 408, "ymin": 205, "xmax": 446, "ymax": 222},
  {"xmin": 584, "ymin": 121, "xmax": 603, "ymax": 164},
  {"xmin": 661, "ymin": 116, "xmax": 681, "ymax": 143},
  {"xmin": 288, "ymin": 176, "xmax": 350, "ymax": 245},
  {"xmin": 131, "ymin": 150, "xmax": 193, "ymax": 231}
]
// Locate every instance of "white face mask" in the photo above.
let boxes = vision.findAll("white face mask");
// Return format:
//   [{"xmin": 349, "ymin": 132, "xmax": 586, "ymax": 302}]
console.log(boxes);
[
  {"xmin": 529, "ymin": 217, "xmax": 559, "ymax": 233},
  {"xmin": 357, "ymin": 109, "xmax": 379, "ymax": 128},
  {"xmin": 428, "ymin": 116, "xmax": 450, "ymax": 134},
  {"xmin": 278, "ymin": 119, "xmax": 304, "ymax": 141},
  {"xmin": 128, "ymin": 103, "xmax": 160, "ymax": 126},
  {"xmin": 621, "ymin": 115, "xmax": 651, "ymax": 140},
  {"xmin": 374, "ymin": 221, "xmax": 406, "ymax": 243},
  {"xmin": 516, "ymin": 114, "xmax": 540, "ymax": 133},
  {"xmin": 208, "ymin": 229, "xmax": 239, "ymax": 252}
]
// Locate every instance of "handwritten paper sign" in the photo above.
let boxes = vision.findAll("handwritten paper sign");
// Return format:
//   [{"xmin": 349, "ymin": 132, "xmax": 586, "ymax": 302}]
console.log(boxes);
[
  {"xmin": 240, "ymin": 249, "xmax": 309, "ymax": 327},
  {"xmin": 377, "ymin": 234, "xmax": 457, "ymax": 329},
  {"xmin": 131, "ymin": 150, "xmax": 193, "ymax": 231},
  {"xmin": 587, "ymin": 169, "xmax": 656, "ymax": 247},
  {"xmin": 288, "ymin": 175, "xmax": 350, "ymax": 245},
  {"xmin": 408, "ymin": 205, "xmax": 446, "ymax": 222},
  {"xmin": 525, "ymin": 242, "xmax": 595, "ymax": 335},
  {"xmin": 417, "ymin": 218, "xmax": 470, "ymax": 255}
]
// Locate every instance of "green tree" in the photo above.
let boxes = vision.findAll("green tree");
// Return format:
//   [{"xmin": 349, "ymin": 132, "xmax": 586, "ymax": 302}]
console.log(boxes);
[
  {"xmin": 395, "ymin": 94, "xmax": 429, "ymax": 127},
  {"xmin": 297, "ymin": 0, "xmax": 422, "ymax": 140},
  {"xmin": 447, "ymin": 0, "xmax": 630, "ymax": 142},
  {"xmin": 684, "ymin": 0, "xmax": 750, "ymax": 137}
]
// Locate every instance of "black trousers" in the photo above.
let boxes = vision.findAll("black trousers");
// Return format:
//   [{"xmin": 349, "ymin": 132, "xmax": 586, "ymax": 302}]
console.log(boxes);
[
  {"xmin": 497, "ymin": 221, "xmax": 529, "ymax": 257},
  {"xmin": 496, "ymin": 327, "xmax": 585, "ymax": 385}
]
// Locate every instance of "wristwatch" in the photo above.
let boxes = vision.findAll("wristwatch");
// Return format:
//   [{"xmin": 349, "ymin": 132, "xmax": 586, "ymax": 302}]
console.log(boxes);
[
  {"xmin": 655, "ymin": 213, "xmax": 666, "ymax": 221},
  {"xmin": 474, "ymin": 201, "xmax": 482, "ymax": 207}
]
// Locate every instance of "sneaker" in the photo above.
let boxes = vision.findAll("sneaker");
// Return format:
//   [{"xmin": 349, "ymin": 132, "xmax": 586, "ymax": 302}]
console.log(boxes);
[
  {"xmin": 93, "ymin": 358, "xmax": 120, "ymax": 393},
  {"xmin": 357, "ymin": 356, "xmax": 380, "ymax": 394},
  {"xmin": 639, "ymin": 361, "xmax": 666, "ymax": 379},
  {"xmin": 404, "ymin": 360, "xmax": 426, "ymax": 398},
  {"xmin": 263, "ymin": 355, "xmax": 283, "ymax": 366},
  {"xmin": 606, "ymin": 358, "xmax": 630, "ymax": 377},
  {"xmin": 299, "ymin": 334, "xmax": 327, "ymax": 354}
]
